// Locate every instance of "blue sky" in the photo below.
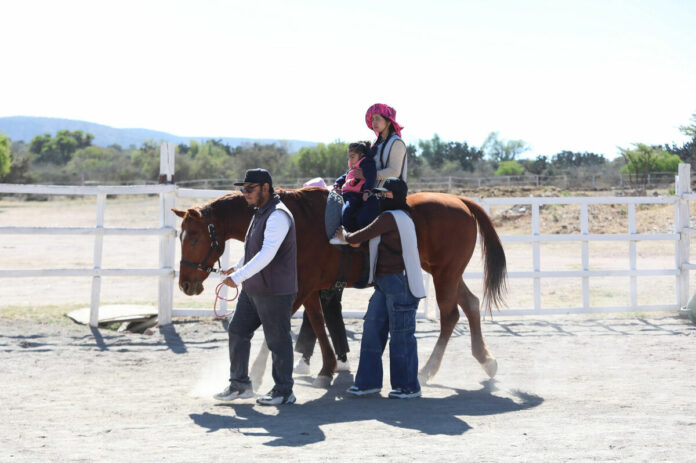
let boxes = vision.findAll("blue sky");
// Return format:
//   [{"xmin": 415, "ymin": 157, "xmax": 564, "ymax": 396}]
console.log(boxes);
[{"xmin": 2, "ymin": 0, "xmax": 695, "ymax": 158}]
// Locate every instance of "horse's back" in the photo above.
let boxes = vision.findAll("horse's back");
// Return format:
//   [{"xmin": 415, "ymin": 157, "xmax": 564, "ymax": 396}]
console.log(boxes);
[{"xmin": 408, "ymin": 192, "xmax": 479, "ymax": 272}]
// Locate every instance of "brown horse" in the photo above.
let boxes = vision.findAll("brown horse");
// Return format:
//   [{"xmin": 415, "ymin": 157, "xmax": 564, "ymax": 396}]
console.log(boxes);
[{"xmin": 172, "ymin": 187, "xmax": 506, "ymax": 385}]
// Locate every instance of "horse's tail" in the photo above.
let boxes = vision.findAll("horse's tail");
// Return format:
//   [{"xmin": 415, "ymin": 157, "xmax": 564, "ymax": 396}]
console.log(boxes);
[{"xmin": 461, "ymin": 198, "xmax": 507, "ymax": 315}]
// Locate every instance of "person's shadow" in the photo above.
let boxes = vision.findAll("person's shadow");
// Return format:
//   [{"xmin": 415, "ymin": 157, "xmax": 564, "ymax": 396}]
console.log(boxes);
[{"xmin": 190, "ymin": 373, "xmax": 543, "ymax": 447}]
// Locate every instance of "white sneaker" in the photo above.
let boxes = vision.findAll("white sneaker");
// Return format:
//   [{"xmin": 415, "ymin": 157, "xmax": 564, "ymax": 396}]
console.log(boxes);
[
  {"xmin": 388, "ymin": 388, "xmax": 422, "ymax": 399},
  {"xmin": 256, "ymin": 388, "xmax": 296, "ymax": 405},
  {"xmin": 346, "ymin": 385, "xmax": 380, "ymax": 396},
  {"xmin": 294, "ymin": 357, "xmax": 310, "ymax": 375},
  {"xmin": 336, "ymin": 358, "xmax": 350, "ymax": 372},
  {"xmin": 329, "ymin": 236, "xmax": 346, "ymax": 245},
  {"xmin": 213, "ymin": 384, "xmax": 254, "ymax": 401}
]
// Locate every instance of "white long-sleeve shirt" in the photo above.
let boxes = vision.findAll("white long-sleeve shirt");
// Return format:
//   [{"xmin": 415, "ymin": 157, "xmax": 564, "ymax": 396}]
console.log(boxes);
[
  {"xmin": 229, "ymin": 210, "xmax": 291, "ymax": 285},
  {"xmin": 376, "ymin": 139, "xmax": 407, "ymax": 186}
]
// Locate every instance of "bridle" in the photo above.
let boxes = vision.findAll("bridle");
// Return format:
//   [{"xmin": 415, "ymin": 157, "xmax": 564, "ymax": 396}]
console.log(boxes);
[{"xmin": 180, "ymin": 209, "xmax": 224, "ymax": 275}]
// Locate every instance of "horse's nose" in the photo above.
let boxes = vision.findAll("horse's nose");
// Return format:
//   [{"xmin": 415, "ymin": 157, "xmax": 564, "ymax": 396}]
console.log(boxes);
[
  {"xmin": 195, "ymin": 281, "xmax": 203, "ymax": 295},
  {"xmin": 181, "ymin": 281, "xmax": 191, "ymax": 294}
]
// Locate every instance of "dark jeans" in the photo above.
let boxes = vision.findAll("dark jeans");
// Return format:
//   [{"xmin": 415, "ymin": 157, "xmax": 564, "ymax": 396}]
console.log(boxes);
[
  {"xmin": 228, "ymin": 290, "xmax": 296, "ymax": 394},
  {"xmin": 354, "ymin": 273, "xmax": 420, "ymax": 392},
  {"xmin": 356, "ymin": 194, "xmax": 380, "ymax": 229},
  {"xmin": 341, "ymin": 192, "xmax": 363, "ymax": 232},
  {"xmin": 295, "ymin": 288, "xmax": 349, "ymax": 359}
]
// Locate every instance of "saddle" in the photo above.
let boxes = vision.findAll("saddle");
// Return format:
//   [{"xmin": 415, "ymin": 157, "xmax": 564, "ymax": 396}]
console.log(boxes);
[{"xmin": 325, "ymin": 191, "xmax": 371, "ymax": 289}]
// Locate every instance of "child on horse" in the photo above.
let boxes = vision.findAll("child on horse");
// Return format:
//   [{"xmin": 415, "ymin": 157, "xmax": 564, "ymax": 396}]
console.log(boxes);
[{"xmin": 329, "ymin": 141, "xmax": 376, "ymax": 244}]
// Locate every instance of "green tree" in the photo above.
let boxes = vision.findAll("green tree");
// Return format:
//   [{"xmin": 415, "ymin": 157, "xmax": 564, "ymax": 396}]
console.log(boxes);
[
  {"xmin": 551, "ymin": 151, "xmax": 606, "ymax": 168},
  {"xmin": 482, "ymin": 131, "xmax": 529, "ymax": 162},
  {"xmin": 495, "ymin": 160, "xmax": 525, "ymax": 176},
  {"xmin": 29, "ymin": 130, "xmax": 94, "ymax": 164},
  {"xmin": 294, "ymin": 142, "xmax": 348, "ymax": 178},
  {"xmin": 444, "ymin": 141, "xmax": 484, "ymax": 171},
  {"xmin": 0, "ymin": 133, "xmax": 11, "ymax": 177},
  {"xmin": 680, "ymin": 112, "xmax": 696, "ymax": 139},
  {"xmin": 418, "ymin": 134, "xmax": 448, "ymax": 169},
  {"xmin": 619, "ymin": 143, "xmax": 679, "ymax": 191},
  {"xmin": 521, "ymin": 155, "xmax": 549, "ymax": 175}
]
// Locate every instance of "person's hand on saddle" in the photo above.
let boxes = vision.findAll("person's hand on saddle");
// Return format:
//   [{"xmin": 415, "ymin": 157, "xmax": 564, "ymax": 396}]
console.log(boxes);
[
  {"xmin": 353, "ymin": 166, "xmax": 364, "ymax": 180},
  {"xmin": 335, "ymin": 226, "xmax": 360, "ymax": 248},
  {"xmin": 362, "ymin": 191, "xmax": 369, "ymax": 202}
]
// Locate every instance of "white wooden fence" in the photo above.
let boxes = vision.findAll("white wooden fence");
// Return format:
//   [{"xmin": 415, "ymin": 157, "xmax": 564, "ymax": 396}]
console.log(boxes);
[{"xmin": 0, "ymin": 144, "xmax": 694, "ymax": 325}]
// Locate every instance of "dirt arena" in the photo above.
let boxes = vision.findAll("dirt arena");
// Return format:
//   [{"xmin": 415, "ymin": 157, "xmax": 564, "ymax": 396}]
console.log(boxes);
[
  {"xmin": 2, "ymin": 314, "xmax": 695, "ymax": 462},
  {"xmin": 1, "ymin": 193, "xmax": 696, "ymax": 461}
]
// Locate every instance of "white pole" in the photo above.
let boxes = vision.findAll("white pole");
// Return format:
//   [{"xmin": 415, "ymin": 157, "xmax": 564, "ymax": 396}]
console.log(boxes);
[
  {"xmin": 676, "ymin": 163, "xmax": 691, "ymax": 308},
  {"xmin": 628, "ymin": 204, "xmax": 637, "ymax": 309},
  {"xmin": 158, "ymin": 142, "xmax": 176, "ymax": 325},
  {"xmin": 532, "ymin": 203, "xmax": 541, "ymax": 313},
  {"xmin": 581, "ymin": 204, "xmax": 590, "ymax": 310},
  {"xmin": 89, "ymin": 193, "xmax": 106, "ymax": 327}
]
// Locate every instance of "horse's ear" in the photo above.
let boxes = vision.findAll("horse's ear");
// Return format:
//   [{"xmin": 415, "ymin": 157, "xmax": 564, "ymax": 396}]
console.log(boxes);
[
  {"xmin": 171, "ymin": 208, "xmax": 186, "ymax": 218},
  {"xmin": 188, "ymin": 208, "xmax": 203, "ymax": 219}
]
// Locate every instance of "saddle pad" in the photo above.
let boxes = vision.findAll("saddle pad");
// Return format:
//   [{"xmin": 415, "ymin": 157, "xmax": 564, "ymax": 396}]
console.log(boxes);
[{"xmin": 325, "ymin": 190, "xmax": 344, "ymax": 239}]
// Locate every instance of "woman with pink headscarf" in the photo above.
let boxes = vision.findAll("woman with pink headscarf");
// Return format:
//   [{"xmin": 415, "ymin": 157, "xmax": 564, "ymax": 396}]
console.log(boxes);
[{"xmin": 354, "ymin": 103, "xmax": 408, "ymax": 228}]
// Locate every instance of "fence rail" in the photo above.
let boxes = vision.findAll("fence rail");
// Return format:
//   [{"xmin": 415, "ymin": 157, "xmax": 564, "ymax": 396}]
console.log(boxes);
[
  {"xmin": 174, "ymin": 172, "xmax": 683, "ymax": 192},
  {"xmin": 0, "ymin": 144, "xmax": 693, "ymax": 325}
]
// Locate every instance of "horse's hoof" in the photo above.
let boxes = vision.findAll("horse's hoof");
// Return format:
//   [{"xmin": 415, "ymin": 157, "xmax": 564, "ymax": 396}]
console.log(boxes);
[
  {"xmin": 312, "ymin": 375, "xmax": 332, "ymax": 388},
  {"xmin": 482, "ymin": 357, "xmax": 498, "ymax": 378},
  {"xmin": 418, "ymin": 368, "xmax": 433, "ymax": 385}
]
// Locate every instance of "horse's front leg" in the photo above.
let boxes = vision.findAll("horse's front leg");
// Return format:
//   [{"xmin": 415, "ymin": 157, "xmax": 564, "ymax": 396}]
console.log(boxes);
[{"xmin": 304, "ymin": 291, "xmax": 337, "ymax": 387}]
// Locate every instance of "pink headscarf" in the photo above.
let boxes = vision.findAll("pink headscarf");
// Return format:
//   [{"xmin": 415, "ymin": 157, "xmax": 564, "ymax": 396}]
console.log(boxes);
[{"xmin": 365, "ymin": 103, "xmax": 403, "ymax": 137}]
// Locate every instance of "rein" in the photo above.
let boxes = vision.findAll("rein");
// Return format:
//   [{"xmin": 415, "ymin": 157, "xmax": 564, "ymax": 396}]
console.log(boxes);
[
  {"xmin": 214, "ymin": 281, "xmax": 238, "ymax": 318},
  {"xmin": 180, "ymin": 209, "xmax": 224, "ymax": 275}
]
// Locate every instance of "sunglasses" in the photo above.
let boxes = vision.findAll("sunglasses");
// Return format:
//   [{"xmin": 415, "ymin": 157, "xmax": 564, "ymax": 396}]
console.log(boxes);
[{"xmin": 239, "ymin": 184, "xmax": 260, "ymax": 194}]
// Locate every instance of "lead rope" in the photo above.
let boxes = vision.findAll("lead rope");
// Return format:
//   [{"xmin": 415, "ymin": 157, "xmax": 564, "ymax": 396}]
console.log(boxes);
[{"xmin": 213, "ymin": 281, "xmax": 239, "ymax": 318}]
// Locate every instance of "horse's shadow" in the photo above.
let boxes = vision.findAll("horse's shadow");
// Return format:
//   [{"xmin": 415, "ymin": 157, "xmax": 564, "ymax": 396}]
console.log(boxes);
[{"xmin": 190, "ymin": 374, "xmax": 543, "ymax": 447}]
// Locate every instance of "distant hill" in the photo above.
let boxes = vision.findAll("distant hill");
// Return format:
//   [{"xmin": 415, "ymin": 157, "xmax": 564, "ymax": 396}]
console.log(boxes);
[{"xmin": 0, "ymin": 116, "xmax": 317, "ymax": 153}]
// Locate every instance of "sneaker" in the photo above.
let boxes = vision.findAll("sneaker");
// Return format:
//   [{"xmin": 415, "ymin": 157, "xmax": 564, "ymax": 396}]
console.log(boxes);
[
  {"xmin": 294, "ymin": 356, "xmax": 310, "ymax": 375},
  {"xmin": 336, "ymin": 357, "xmax": 350, "ymax": 372},
  {"xmin": 213, "ymin": 383, "xmax": 254, "ymax": 401},
  {"xmin": 329, "ymin": 236, "xmax": 347, "ymax": 245},
  {"xmin": 388, "ymin": 388, "xmax": 422, "ymax": 399},
  {"xmin": 256, "ymin": 388, "xmax": 296, "ymax": 406},
  {"xmin": 346, "ymin": 385, "xmax": 380, "ymax": 396}
]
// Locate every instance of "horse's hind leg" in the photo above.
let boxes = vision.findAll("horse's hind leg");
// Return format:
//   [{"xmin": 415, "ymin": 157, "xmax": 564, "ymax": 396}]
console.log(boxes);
[
  {"xmin": 458, "ymin": 279, "xmax": 497, "ymax": 378},
  {"xmin": 418, "ymin": 272, "xmax": 459, "ymax": 384},
  {"xmin": 304, "ymin": 291, "xmax": 337, "ymax": 387}
]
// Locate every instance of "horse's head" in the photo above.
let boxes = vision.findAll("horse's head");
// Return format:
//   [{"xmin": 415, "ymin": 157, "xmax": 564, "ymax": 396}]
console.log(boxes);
[{"xmin": 172, "ymin": 207, "xmax": 225, "ymax": 295}]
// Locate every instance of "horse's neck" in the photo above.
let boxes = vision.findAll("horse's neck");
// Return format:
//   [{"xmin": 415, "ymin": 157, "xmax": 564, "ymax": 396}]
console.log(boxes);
[{"xmin": 211, "ymin": 195, "xmax": 253, "ymax": 242}]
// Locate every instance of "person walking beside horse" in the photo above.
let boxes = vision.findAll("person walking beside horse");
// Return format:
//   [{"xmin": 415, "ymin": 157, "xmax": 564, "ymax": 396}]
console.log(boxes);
[
  {"xmin": 336, "ymin": 177, "xmax": 426, "ymax": 399},
  {"xmin": 214, "ymin": 168, "xmax": 298, "ymax": 406}
]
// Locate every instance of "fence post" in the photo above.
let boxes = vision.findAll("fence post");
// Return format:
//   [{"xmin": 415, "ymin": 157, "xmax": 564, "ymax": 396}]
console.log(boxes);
[
  {"xmin": 89, "ymin": 193, "xmax": 106, "ymax": 327},
  {"xmin": 676, "ymin": 163, "xmax": 691, "ymax": 309},
  {"xmin": 158, "ymin": 142, "xmax": 176, "ymax": 325}
]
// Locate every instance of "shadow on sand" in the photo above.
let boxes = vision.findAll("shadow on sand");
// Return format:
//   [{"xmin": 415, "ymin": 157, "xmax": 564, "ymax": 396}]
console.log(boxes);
[{"xmin": 190, "ymin": 373, "xmax": 543, "ymax": 447}]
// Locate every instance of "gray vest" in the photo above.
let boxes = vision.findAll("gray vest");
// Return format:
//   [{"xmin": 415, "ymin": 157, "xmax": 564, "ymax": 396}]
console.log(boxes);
[{"xmin": 242, "ymin": 195, "xmax": 298, "ymax": 295}]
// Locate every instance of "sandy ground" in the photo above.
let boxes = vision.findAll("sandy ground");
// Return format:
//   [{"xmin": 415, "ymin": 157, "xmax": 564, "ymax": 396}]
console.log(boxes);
[{"xmin": 2, "ymin": 313, "xmax": 695, "ymax": 462}]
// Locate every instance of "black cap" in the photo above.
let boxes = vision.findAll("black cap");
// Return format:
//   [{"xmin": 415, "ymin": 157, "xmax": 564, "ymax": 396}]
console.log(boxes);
[
  {"xmin": 233, "ymin": 168, "xmax": 273, "ymax": 186},
  {"xmin": 374, "ymin": 177, "xmax": 407, "ymax": 196}
]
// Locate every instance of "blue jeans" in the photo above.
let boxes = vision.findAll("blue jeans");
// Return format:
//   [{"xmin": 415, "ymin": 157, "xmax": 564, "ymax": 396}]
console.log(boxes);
[
  {"xmin": 227, "ymin": 290, "xmax": 296, "ymax": 394},
  {"xmin": 356, "ymin": 194, "xmax": 380, "ymax": 229},
  {"xmin": 341, "ymin": 192, "xmax": 363, "ymax": 232},
  {"xmin": 354, "ymin": 273, "xmax": 420, "ymax": 392}
]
